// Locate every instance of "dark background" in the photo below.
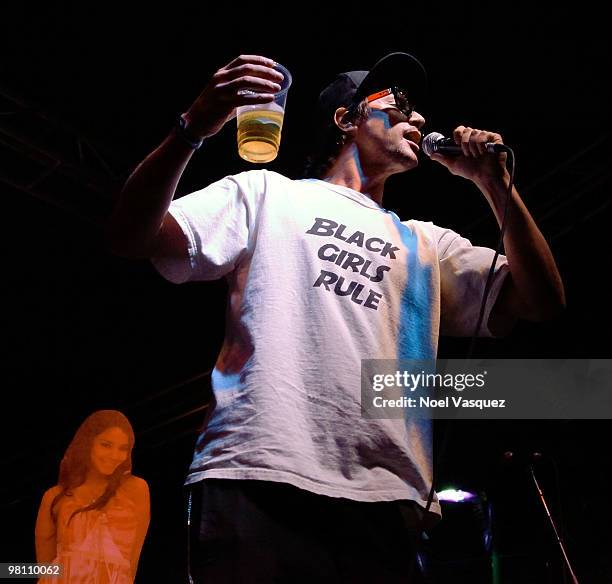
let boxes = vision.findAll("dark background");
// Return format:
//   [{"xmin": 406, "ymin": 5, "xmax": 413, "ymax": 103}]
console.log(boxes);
[{"xmin": 1, "ymin": 2, "xmax": 610, "ymax": 582}]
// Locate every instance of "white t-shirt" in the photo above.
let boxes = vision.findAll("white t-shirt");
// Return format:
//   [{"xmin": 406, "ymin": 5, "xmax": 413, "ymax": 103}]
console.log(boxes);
[{"xmin": 152, "ymin": 169, "xmax": 509, "ymax": 517}]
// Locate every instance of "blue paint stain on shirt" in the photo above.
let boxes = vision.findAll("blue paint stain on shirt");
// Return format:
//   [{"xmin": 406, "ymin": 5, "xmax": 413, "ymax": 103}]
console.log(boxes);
[
  {"xmin": 212, "ymin": 368, "xmax": 241, "ymax": 391},
  {"xmin": 389, "ymin": 212, "xmax": 434, "ymax": 360},
  {"xmin": 389, "ymin": 212, "xmax": 435, "ymax": 471}
]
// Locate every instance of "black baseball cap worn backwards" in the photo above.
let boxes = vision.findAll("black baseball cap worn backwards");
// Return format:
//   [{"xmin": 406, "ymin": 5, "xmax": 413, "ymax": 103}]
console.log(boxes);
[{"xmin": 318, "ymin": 52, "xmax": 428, "ymax": 122}]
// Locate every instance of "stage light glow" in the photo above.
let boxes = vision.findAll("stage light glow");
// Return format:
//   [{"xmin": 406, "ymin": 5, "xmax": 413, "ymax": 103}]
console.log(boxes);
[{"xmin": 437, "ymin": 488, "xmax": 477, "ymax": 502}]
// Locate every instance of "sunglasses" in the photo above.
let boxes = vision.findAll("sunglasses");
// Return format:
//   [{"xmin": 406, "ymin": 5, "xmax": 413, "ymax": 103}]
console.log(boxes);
[{"xmin": 365, "ymin": 87, "xmax": 415, "ymax": 118}]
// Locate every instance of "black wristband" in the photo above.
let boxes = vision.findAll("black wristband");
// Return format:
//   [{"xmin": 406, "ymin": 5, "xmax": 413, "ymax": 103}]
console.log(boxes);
[{"xmin": 174, "ymin": 114, "xmax": 204, "ymax": 150}]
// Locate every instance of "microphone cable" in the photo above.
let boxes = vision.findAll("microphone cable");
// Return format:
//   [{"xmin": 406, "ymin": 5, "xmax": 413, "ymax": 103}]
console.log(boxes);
[
  {"xmin": 466, "ymin": 146, "xmax": 515, "ymax": 359},
  {"xmin": 413, "ymin": 144, "xmax": 517, "ymax": 578}
]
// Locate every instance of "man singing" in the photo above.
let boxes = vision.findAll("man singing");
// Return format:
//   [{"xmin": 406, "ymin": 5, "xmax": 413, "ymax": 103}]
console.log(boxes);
[{"xmin": 107, "ymin": 52, "xmax": 564, "ymax": 582}]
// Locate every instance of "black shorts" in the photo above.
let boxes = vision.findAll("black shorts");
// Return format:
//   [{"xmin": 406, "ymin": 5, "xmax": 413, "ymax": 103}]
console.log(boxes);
[{"xmin": 187, "ymin": 478, "xmax": 425, "ymax": 584}]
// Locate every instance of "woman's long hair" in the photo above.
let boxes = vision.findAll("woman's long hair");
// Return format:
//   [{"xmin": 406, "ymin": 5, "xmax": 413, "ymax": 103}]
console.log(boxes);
[{"xmin": 50, "ymin": 410, "xmax": 135, "ymax": 524}]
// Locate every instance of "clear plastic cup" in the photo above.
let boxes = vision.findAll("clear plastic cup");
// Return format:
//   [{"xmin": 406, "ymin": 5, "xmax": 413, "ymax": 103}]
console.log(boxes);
[{"xmin": 236, "ymin": 62, "xmax": 292, "ymax": 163}]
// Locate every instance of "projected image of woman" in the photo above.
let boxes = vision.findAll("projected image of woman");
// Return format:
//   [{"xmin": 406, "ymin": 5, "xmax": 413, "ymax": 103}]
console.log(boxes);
[{"xmin": 35, "ymin": 410, "xmax": 150, "ymax": 583}]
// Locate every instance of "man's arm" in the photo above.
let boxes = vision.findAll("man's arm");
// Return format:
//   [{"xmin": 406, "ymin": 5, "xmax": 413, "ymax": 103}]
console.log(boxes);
[
  {"xmin": 106, "ymin": 132, "xmax": 195, "ymax": 260},
  {"xmin": 105, "ymin": 55, "xmax": 283, "ymax": 260},
  {"xmin": 431, "ymin": 126, "xmax": 565, "ymax": 335},
  {"xmin": 476, "ymin": 175, "xmax": 565, "ymax": 335}
]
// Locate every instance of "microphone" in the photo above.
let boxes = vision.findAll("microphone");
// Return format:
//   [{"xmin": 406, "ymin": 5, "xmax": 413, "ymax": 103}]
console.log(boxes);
[{"xmin": 422, "ymin": 131, "xmax": 509, "ymax": 157}]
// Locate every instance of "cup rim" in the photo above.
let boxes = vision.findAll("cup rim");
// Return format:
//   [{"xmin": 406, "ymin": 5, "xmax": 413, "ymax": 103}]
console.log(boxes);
[{"xmin": 273, "ymin": 62, "xmax": 292, "ymax": 97}]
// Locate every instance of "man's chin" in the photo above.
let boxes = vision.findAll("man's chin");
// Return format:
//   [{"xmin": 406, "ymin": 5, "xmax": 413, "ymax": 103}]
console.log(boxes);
[{"xmin": 399, "ymin": 151, "xmax": 419, "ymax": 170}]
